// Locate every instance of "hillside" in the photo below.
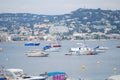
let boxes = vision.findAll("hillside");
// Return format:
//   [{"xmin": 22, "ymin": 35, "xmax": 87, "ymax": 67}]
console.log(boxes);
[{"xmin": 0, "ymin": 8, "xmax": 120, "ymax": 41}]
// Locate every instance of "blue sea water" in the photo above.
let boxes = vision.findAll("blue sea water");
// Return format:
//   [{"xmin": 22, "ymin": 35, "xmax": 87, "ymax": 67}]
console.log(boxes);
[{"xmin": 0, "ymin": 40, "xmax": 120, "ymax": 80}]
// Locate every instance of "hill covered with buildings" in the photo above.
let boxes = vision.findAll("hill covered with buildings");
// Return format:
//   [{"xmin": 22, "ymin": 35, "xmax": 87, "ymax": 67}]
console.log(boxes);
[{"xmin": 0, "ymin": 8, "xmax": 120, "ymax": 41}]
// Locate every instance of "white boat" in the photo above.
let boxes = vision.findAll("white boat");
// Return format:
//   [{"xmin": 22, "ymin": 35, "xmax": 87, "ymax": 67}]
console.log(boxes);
[
  {"xmin": 25, "ymin": 50, "xmax": 49, "ymax": 57},
  {"xmin": 96, "ymin": 35, "xmax": 109, "ymax": 51},
  {"xmin": 94, "ymin": 45, "xmax": 109, "ymax": 53},
  {"xmin": 97, "ymin": 46, "xmax": 109, "ymax": 50},
  {"xmin": 106, "ymin": 75, "xmax": 120, "ymax": 80},
  {"xmin": 0, "ymin": 48, "xmax": 2, "ymax": 52},
  {"xmin": 0, "ymin": 68, "xmax": 46, "ymax": 80},
  {"xmin": 68, "ymin": 46, "xmax": 97, "ymax": 55}
]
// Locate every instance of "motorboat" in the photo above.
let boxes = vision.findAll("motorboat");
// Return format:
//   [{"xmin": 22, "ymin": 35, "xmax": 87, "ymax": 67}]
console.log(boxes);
[
  {"xmin": 67, "ymin": 46, "xmax": 97, "ymax": 55},
  {"xmin": 25, "ymin": 50, "xmax": 49, "ymax": 57},
  {"xmin": 0, "ymin": 75, "xmax": 6, "ymax": 80},
  {"xmin": 0, "ymin": 48, "xmax": 2, "ymax": 52},
  {"xmin": 97, "ymin": 46, "xmax": 109, "ymax": 50},
  {"xmin": 0, "ymin": 68, "xmax": 46, "ymax": 80},
  {"xmin": 116, "ymin": 46, "xmax": 120, "ymax": 48},
  {"xmin": 40, "ymin": 71, "xmax": 72, "ymax": 80},
  {"xmin": 43, "ymin": 43, "xmax": 61, "ymax": 52},
  {"xmin": 93, "ymin": 45, "xmax": 109, "ymax": 53},
  {"xmin": 105, "ymin": 75, "xmax": 120, "ymax": 80},
  {"xmin": 24, "ymin": 42, "xmax": 40, "ymax": 46}
]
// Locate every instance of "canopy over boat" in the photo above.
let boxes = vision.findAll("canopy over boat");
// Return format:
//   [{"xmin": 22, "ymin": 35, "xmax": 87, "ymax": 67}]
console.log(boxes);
[
  {"xmin": 46, "ymin": 72, "xmax": 66, "ymax": 76},
  {"xmin": 40, "ymin": 71, "xmax": 69, "ymax": 80}
]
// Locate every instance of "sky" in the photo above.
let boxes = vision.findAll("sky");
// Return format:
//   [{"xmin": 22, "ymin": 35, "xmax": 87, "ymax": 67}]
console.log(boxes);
[{"xmin": 0, "ymin": 0, "xmax": 120, "ymax": 15}]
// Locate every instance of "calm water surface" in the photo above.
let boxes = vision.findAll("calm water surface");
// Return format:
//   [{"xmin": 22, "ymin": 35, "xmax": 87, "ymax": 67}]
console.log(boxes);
[{"xmin": 0, "ymin": 40, "xmax": 120, "ymax": 80}]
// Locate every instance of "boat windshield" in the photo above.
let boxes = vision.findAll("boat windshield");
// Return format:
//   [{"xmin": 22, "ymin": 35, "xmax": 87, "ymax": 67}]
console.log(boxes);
[
  {"xmin": 13, "ymin": 71, "xmax": 23, "ymax": 77},
  {"xmin": 5, "ymin": 71, "xmax": 14, "ymax": 79}
]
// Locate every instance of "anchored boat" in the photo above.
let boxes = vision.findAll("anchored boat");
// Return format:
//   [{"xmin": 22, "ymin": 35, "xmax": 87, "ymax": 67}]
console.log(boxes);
[
  {"xmin": 25, "ymin": 50, "xmax": 49, "ymax": 57},
  {"xmin": 43, "ymin": 43, "xmax": 61, "ymax": 52},
  {"xmin": 0, "ymin": 68, "xmax": 46, "ymax": 80}
]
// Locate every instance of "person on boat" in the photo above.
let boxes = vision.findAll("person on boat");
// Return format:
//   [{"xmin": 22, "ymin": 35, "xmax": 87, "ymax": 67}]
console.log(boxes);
[{"xmin": 76, "ymin": 48, "xmax": 81, "ymax": 55}]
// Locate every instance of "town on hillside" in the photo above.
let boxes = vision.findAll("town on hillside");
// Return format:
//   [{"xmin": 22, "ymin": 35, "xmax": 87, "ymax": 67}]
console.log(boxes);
[{"xmin": 0, "ymin": 8, "xmax": 120, "ymax": 42}]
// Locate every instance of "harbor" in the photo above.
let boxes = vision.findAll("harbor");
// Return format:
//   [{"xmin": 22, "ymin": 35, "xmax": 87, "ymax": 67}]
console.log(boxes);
[{"xmin": 0, "ymin": 39, "xmax": 120, "ymax": 80}]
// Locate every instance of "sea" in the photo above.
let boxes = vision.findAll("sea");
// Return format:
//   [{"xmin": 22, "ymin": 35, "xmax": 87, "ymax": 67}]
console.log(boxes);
[{"xmin": 0, "ymin": 39, "xmax": 120, "ymax": 80}]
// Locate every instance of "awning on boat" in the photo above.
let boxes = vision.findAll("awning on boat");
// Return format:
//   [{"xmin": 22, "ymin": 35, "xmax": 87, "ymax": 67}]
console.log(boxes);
[
  {"xmin": 40, "ymin": 72, "xmax": 66, "ymax": 76},
  {"xmin": 46, "ymin": 72, "xmax": 66, "ymax": 76}
]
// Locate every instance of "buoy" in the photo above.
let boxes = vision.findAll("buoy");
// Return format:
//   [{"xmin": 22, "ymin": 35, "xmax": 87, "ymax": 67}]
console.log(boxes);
[
  {"xmin": 96, "ymin": 61, "xmax": 100, "ymax": 64},
  {"xmin": 81, "ymin": 65, "xmax": 85, "ymax": 71},
  {"xmin": 113, "ymin": 67, "xmax": 117, "ymax": 73},
  {"xmin": 6, "ymin": 58, "xmax": 8, "ymax": 61}
]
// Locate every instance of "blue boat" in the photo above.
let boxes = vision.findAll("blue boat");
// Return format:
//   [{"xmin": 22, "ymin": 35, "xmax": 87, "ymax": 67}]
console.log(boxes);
[
  {"xmin": 43, "ymin": 45, "xmax": 52, "ymax": 50},
  {"xmin": 0, "ymin": 78, "xmax": 6, "ymax": 80},
  {"xmin": 24, "ymin": 43, "xmax": 40, "ymax": 46},
  {"xmin": 43, "ymin": 43, "xmax": 61, "ymax": 52}
]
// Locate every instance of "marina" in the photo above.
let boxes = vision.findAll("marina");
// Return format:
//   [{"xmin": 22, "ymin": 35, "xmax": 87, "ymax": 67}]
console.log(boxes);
[{"xmin": 0, "ymin": 40, "xmax": 120, "ymax": 80}]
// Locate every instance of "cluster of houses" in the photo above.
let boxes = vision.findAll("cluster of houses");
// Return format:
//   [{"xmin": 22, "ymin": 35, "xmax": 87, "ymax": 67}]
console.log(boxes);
[{"xmin": 0, "ymin": 23, "xmax": 120, "ymax": 42}]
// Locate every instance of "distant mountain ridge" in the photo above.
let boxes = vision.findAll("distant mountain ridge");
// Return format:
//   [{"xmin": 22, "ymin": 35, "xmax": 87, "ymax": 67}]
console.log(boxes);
[{"xmin": 0, "ymin": 8, "xmax": 120, "ymax": 34}]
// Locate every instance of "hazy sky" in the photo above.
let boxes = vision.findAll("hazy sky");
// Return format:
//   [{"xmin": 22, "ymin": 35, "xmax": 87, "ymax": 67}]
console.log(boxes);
[{"xmin": 0, "ymin": 0, "xmax": 120, "ymax": 15}]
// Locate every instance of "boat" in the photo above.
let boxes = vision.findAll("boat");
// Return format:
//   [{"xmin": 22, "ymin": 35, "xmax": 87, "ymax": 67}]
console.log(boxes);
[
  {"xmin": 0, "ymin": 73, "xmax": 6, "ymax": 80},
  {"xmin": 25, "ymin": 50, "xmax": 49, "ymax": 57},
  {"xmin": 0, "ymin": 48, "xmax": 2, "ymax": 52},
  {"xmin": 92, "ymin": 45, "xmax": 109, "ymax": 54},
  {"xmin": 0, "ymin": 67, "xmax": 46, "ymax": 80},
  {"xmin": 66, "ymin": 46, "xmax": 97, "ymax": 55},
  {"xmin": 98, "ymin": 46, "xmax": 109, "ymax": 50},
  {"xmin": 105, "ymin": 75, "xmax": 120, "ymax": 80},
  {"xmin": 0, "ymin": 77, "xmax": 6, "ymax": 80},
  {"xmin": 116, "ymin": 46, "xmax": 120, "ymax": 48},
  {"xmin": 43, "ymin": 43, "xmax": 61, "ymax": 52},
  {"xmin": 24, "ymin": 42, "xmax": 40, "ymax": 46},
  {"xmin": 40, "ymin": 71, "xmax": 72, "ymax": 80},
  {"xmin": 96, "ymin": 35, "xmax": 109, "ymax": 51},
  {"xmin": 94, "ymin": 46, "xmax": 107, "ymax": 53},
  {"xmin": 0, "ymin": 63, "xmax": 6, "ymax": 80}
]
